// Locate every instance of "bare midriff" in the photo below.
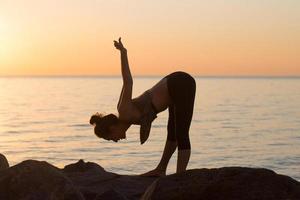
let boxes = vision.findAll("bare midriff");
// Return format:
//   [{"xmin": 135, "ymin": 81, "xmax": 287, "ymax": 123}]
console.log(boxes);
[
  {"xmin": 148, "ymin": 78, "xmax": 172, "ymax": 113},
  {"xmin": 119, "ymin": 78, "xmax": 171, "ymax": 124}
]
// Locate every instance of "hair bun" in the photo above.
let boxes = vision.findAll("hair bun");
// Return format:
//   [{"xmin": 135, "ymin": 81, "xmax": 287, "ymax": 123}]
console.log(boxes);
[{"xmin": 90, "ymin": 114, "xmax": 102, "ymax": 125}]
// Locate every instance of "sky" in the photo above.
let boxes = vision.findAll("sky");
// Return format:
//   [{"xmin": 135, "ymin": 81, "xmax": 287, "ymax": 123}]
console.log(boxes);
[{"xmin": 0, "ymin": 0, "xmax": 299, "ymax": 76}]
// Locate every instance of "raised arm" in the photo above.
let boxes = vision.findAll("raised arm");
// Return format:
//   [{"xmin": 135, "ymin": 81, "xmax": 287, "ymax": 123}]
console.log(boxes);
[{"xmin": 114, "ymin": 38, "xmax": 133, "ymax": 110}]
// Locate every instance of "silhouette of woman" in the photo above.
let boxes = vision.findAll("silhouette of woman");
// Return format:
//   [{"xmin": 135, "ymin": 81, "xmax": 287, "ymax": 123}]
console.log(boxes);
[{"xmin": 90, "ymin": 38, "xmax": 196, "ymax": 176}]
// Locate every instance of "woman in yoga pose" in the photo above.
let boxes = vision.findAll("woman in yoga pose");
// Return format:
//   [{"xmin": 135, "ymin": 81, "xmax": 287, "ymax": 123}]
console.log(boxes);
[{"xmin": 90, "ymin": 38, "xmax": 196, "ymax": 176}]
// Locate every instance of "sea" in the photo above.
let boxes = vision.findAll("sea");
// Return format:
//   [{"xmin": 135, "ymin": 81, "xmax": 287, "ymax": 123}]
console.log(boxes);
[{"xmin": 0, "ymin": 76, "xmax": 299, "ymax": 181}]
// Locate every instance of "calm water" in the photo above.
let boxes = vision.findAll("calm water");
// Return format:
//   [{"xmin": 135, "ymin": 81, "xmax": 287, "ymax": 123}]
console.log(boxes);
[{"xmin": 0, "ymin": 77, "xmax": 299, "ymax": 180}]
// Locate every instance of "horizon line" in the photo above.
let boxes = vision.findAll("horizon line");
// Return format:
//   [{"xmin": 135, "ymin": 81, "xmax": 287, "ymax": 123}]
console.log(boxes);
[{"xmin": 1, "ymin": 75, "xmax": 300, "ymax": 79}]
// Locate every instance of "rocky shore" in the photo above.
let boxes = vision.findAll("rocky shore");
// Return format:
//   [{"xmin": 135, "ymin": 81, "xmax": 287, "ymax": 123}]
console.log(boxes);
[{"xmin": 0, "ymin": 154, "xmax": 299, "ymax": 200}]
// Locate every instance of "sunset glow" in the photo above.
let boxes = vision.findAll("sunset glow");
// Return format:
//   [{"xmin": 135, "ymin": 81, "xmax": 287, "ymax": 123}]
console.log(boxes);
[{"xmin": 0, "ymin": 0, "xmax": 299, "ymax": 76}]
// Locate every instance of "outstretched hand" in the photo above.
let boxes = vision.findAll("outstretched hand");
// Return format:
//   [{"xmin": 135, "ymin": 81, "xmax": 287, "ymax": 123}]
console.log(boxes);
[{"xmin": 114, "ymin": 37, "xmax": 126, "ymax": 52}]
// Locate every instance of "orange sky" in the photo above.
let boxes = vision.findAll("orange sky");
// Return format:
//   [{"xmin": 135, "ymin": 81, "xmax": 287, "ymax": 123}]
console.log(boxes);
[{"xmin": 0, "ymin": 0, "xmax": 299, "ymax": 76}]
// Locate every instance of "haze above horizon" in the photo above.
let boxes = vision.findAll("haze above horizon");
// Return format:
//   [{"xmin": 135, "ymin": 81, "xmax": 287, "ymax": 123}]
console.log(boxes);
[{"xmin": 0, "ymin": 0, "xmax": 299, "ymax": 76}]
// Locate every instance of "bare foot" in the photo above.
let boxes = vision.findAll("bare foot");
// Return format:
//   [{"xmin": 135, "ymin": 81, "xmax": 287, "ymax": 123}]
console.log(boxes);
[{"xmin": 140, "ymin": 168, "xmax": 166, "ymax": 177}]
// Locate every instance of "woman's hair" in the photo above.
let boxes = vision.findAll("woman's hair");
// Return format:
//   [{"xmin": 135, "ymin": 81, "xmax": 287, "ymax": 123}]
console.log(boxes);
[{"xmin": 90, "ymin": 113, "xmax": 119, "ymax": 139}]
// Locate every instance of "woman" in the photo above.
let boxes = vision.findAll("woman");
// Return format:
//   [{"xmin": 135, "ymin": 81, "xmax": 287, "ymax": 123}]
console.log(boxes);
[{"xmin": 90, "ymin": 38, "xmax": 196, "ymax": 176}]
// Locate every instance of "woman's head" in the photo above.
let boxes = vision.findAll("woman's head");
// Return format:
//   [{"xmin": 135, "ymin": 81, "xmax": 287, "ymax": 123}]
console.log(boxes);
[{"xmin": 90, "ymin": 113, "xmax": 123, "ymax": 142}]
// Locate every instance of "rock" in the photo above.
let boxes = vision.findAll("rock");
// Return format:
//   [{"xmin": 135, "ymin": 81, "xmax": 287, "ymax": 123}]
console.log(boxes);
[
  {"xmin": 63, "ymin": 159, "xmax": 106, "ymax": 173},
  {"xmin": 94, "ymin": 189, "xmax": 129, "ymax": 200},
  {"xmin": 1, "ymin": 159, "xmax": 299, "ymax": 200},
  {"xmin": 141, "ymin": 167, "xmax": 300, "ymax": 200},
  {"xmin": 0, "ymin": 160, "xmax": 84, "ymax": 200},
  {"xmin": 63, "ymin": 159, "xmax": 118, "ymax": 187},
  {"xmin": 111, "ymin": 175, "xmax": 157, "ymax": 199},
  {"xmin": 0, "ymin": 154, "xmax": 9, "ymax": 170},
  {"xmin": 63, "ymin": 159, "xmax": 156, "ymax": 200},
  {"xmin": 63, "ymin": 159, "xmax": 120, "ymax": 199}
]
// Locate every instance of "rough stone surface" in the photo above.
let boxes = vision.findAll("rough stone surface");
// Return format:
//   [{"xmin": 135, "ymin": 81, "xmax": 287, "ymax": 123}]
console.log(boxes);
[
  {"xmin": 94, "ymin": 189, "xmax": 129, "ymax": 200},
  {"xmin": 63, "ymin": 159, "xmax": 156, "ymax": 200},
  {"xmin": 0, "ymin": 157, "xmax": 299, "ymax": 200},
  {"xmin": 0, "ymin": 160, "xmax": 84, "ymax": 200},
  {"xmin": 141, "ymin": 167, "xmax": 300, "ymax": 200},
  {"xmin": 0, "ymin": 153, "xmax": 9, "ymax": 170}
]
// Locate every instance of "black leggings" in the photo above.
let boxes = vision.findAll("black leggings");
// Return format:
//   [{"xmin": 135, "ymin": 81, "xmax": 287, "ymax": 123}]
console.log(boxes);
[{"xmin": 165, "ymin": 71, "xmax": 196, "ymax": 150}]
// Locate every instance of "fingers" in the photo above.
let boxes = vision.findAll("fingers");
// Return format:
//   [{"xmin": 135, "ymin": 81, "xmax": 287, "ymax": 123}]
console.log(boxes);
[
  {"xmin": 114, "ymin": 40, "xmax": 120, "ymax": 48},
  {"xmin": 114, "ymin": 40, "xmax": 119, "ymax": 46},
  {"xmin": 113, "ymin": 37, "xmax": 125, "ymax": 50},
  {"xmin": 114, "ymin": 37, "xmax": 123, "ymax": 44}
]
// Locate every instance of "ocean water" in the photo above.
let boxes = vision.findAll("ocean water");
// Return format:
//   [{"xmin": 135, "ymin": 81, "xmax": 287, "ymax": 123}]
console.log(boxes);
[{"xmin": 0, "ymin": 77, "xmax": 299, "ymax": 181}]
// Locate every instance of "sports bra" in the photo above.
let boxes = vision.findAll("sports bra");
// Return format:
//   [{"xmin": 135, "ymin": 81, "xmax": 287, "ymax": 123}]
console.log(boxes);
[{"xmin": 132, "ymin": 90, "xmax": 158, "ymax": 144}]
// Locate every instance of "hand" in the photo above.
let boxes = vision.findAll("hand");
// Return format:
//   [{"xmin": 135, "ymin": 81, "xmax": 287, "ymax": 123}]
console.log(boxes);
[
  {"xmin": 114, "ymin": 37, "xmax": 126, "ymax": 52},
  {"xmin": 139, "ymin": 168, "xmax": 166, "ymax": 177}
]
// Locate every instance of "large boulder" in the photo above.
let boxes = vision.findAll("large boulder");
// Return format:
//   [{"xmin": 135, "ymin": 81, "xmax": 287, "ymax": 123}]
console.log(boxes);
[
  {"xmin": 94, "ymin": 189, "xmax": 129, "ymax": 200},
  {"xmin": 63, "ymin": 159, "xmax": 120, "ymax": 199},
  {"xmin": 0, "ymin": 153, "xmax": 9, "ymax": 170},
  {"xmin": 141, "ymin": 167, "xmax": 300, "ymax": 200},
  {"xmin": 1, "ymin": 159, "xmax": 299, "ymax": 200},
  {"xmin": 63, "ymin": 159, "xmax": 118, "ymax": 183},
  {"xmin": 63, "ymin": 159, "xmax": 156, "ymax": 200},
  {"xmin": 0, "ymin": 160, "xmax": 84, "ymax": 200}
]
